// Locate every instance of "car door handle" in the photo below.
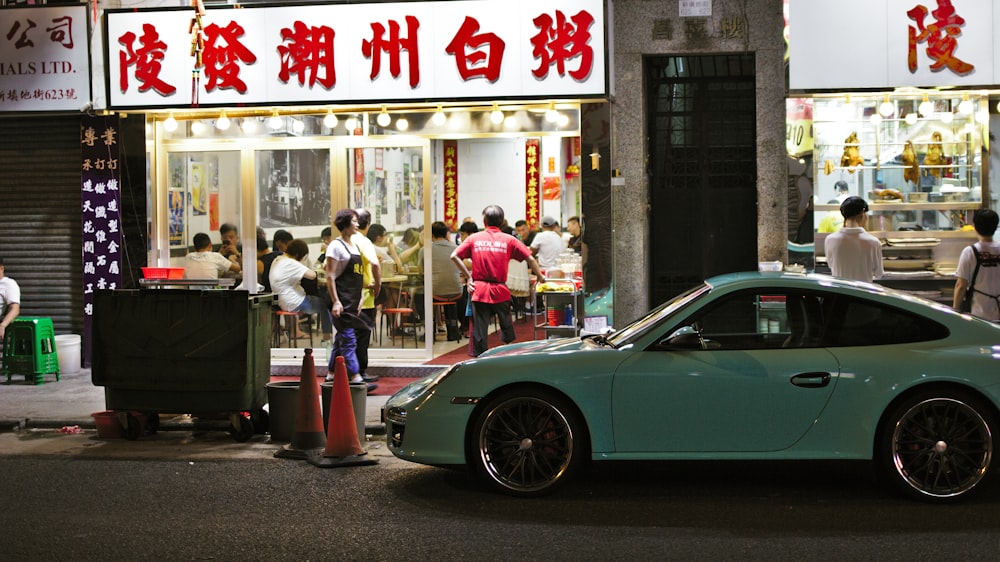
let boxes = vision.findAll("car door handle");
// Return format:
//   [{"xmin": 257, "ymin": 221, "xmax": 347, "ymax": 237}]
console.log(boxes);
[{"xmin": 790, "ymin": 372, "xmax": 831, "ymax": 388}]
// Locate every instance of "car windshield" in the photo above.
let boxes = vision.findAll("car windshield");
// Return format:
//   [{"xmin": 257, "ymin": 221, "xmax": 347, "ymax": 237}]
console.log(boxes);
[{"xmin": 606, "ymin": 283, "xmax": 710, "ymax": 347}]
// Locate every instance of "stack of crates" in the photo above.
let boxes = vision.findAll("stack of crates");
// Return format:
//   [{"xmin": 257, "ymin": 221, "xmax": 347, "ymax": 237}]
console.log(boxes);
[{"xmin": 2, "ymin": 317, "xmax": 60, "ymax": 384}]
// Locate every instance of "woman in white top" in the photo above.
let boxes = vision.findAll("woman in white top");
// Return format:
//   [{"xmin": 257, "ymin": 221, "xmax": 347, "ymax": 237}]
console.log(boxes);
[{"xmin": 269, "ymin": 239, "xmax": 332, "ymax": 337}]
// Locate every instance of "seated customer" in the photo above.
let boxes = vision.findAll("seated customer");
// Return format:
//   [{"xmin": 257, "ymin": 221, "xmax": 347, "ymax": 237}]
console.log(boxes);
[
  {"xmin": 430, "ymin": 221, "xmax": 463, "ymax": 340},
  {"xmin": 269, "ymin": 239, "xmax": 332, "ymax": 340},
  {"xmin": 184, "ymin": 232, "xmax": 241, "ymax": 280},
  {"xmin": 260, "ymin": 229, "xmax": 293, "ymax": 293}
]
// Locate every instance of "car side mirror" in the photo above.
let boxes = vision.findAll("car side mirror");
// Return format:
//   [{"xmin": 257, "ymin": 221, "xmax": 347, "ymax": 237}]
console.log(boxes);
[{"xmin": 658, "ymin": 331, "xmax": 704, "ymax": 350}]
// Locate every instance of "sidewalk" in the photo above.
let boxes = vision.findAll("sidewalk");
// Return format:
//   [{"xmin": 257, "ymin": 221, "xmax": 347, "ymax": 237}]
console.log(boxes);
[{"xmin": 0, "ymin": 368, "xmax": 392, "ymax": 435}]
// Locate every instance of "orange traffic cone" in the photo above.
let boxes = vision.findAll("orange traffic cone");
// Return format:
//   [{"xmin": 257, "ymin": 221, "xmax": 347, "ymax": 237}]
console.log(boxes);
[
  {"xmin": 275, "ymin": 348, "xmax": 327, "ymax": 460},
  {"xmin": 308, "ymin": 356, "xmax": 378, "ymax": 468}
]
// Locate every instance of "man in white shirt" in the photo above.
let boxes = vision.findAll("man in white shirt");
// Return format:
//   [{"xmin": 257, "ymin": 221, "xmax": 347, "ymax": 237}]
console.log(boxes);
[
  {"xmin": 530, "ymin": 216, "xmax": 566, "ymax": 270},
  {"xmin": 183, "ymin": 232, "xmax": 241, "ymax": 280},
  {"xmin": 825, "ymin": 196, "xmax": 883, "ymax": 283},
  {"xmin": 0, "ymin": 256, "xmax": 21, "ymax": 340}
]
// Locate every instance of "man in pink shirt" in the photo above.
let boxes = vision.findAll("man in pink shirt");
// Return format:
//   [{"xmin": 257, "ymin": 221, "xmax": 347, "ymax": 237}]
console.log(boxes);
[{"xmin": 452, "ymin": 205, "xmax": 544, "ymax": 356}]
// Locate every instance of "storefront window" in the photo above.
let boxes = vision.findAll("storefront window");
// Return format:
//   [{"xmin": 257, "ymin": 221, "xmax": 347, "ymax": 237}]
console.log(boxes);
[{"xmin": 166, "ymin": 150, "xmax": 242, "ymax": 262}]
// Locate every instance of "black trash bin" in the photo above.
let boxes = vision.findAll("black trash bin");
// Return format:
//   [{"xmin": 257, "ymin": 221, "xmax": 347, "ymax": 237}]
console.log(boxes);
[{"xmin": 91, "ymin": 289, "xmax": 275, "ymax": 441}]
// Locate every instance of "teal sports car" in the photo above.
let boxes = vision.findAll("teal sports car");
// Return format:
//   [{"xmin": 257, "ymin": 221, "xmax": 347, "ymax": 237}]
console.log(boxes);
[{"xmin": 384, "ymin": 272, "xmax": 1000, "ymax": 502}]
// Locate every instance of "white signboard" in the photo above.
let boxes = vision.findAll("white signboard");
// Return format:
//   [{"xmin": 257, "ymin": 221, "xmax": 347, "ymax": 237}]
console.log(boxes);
[
  {"xmin": 0, "ymin": 6, "xmax": 91, "ymax": 112},
  {"xmin": 104, "ymin": 0, "xmax": 607, "ymax": 109},
  {"xmin": 790, "ymin": 0, "xmax": 993, "ymax": 90},
  {"xmin": 679, "ymin": 1, "xmax": 712, "ymax": 17}
]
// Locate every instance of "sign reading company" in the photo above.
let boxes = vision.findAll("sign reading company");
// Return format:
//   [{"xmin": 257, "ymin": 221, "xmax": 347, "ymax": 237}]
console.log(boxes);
[
  {"xmin": 0, "ymin": 5, "xmax": 91, "ymax": 112},
  {"xmin": 104, "ymin": 0, "xmax": 607, "ymax": 109},
  {"xmin": 789, "ymin": 0, "xmax": 995, "ymax": 90}
]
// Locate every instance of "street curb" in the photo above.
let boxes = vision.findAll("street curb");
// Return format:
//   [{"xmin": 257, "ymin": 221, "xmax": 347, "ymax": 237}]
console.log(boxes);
[{"xmin": 0, "ymin": 418, "xmax": 388, "ymax": 435}]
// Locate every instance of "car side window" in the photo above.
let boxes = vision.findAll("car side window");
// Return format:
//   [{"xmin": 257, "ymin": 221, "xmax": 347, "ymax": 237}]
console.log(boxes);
[
  {"xmin": 689, "ymin": 290, "xmax": 823, "ymax": 351},
  {"xmin": 824, "ymin": 296, "xmax": 948, "ymax": 347}
]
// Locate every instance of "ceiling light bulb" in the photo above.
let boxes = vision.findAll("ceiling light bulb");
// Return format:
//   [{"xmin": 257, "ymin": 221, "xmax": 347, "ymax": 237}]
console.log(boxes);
[
  {"xmin": 291, "ymin": 118, "xmax": 305, "ymax": 134},
  {"xmin": 432, "ymin": 106, "xmax": 447, "ymax": 126},
  {"xmin": 545, "ymin": 104, "xmax": 559, "ymax": 123},
  {"xmin": 344, "ymin": 116, "xmax": 358, "ymax": 131},
  {"xmin": 241, "ymin": 118, "xmax": 257, "ymax": 134},
  {"xmin": 878, "ymin": 96, "xmax": 894, "ymax": 117},
  {"xmin": 268, "ymin": 110, "xmax": 283, "ymax": 130},
  {"xmin": 919, "ymin": 96, "xmax": 934, "ymax": 117},
  {"xmin": 976, "ymin": 109, "xmax": 990, "ymax": 124},
  {"xmin": 396, "ymin": 117, "xmax": 409, "ymax": 131},
  {"xmin": 163, "ymin": 114, "xmax": 177, "ymax": 132},
  {"xmin": 557, "ymin": 113, "xmax": 570, "ymax": 127},
  {"xmin": 958, "ymin": 95, "xmax": 973, "ymax": 115},
  {"xmin": 490, "ymin": 104, "xmax": 504, "ymax": 125},
  {"xmin": 904, "ymin": 113, "xmax": 918, "ymax": 125},
  {"xmin": 190, "ymin": 121, "xmax": 206, "ymax": 135},
  {"xmin": 869, "ymin": 113, "xmax": 883, "ymax": 125},
  {"xmin": 216, "ymin": 111, "xmax": 230, "ymax": 131},
  {"xmin": 941, "ymin": 112, "xmax": 954, "ymax": 124},
  {"xmin": 377, "ymin": 107, "xmax": 391, "ymax": 127},
  {"xmin": 323, "ymin": 111, "xmax": 338, "ymax": 128}
]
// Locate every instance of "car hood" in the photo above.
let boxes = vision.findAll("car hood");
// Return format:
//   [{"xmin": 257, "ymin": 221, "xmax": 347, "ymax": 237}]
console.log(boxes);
[{"xmin": 478, "ymin": 336, "xmax": 592, "ymax": 358}]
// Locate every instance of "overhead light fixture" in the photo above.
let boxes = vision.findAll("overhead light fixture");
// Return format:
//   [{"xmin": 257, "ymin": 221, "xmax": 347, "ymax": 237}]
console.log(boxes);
[
  {"xmin": 545, "ymin": 103, "xmax": 559, "ymax": 123},
  {"xmin": 941, "ymin": 111, "xmax": 954, "ymax": 124},
  {"xmin": 432, "ymin": 106, "xmax": 447, "ymax": 126},
  {"xmin": 557, "ymin": 113, "xmax": 570, "ymax": 127},
  {"xmin": 268, "ymin": 109, "xmax": 283, "ymax": 130},
  {"xmin": 344, "ymin": 116, "xmax": 358, "ymax": 132},
  {"xmin": 216, "ymin": 110, "xmax": 230, "ymax": 130},
  {"xmin": 958, "ymin": 93, "xmax": 973, "ymax": 115},
  {"xmin": 878, "ymin": 94, "xmax": 894, "ymax": 117},
  {"xmin": 919, "ymin": 94, "xmax": 934, "ymax": 117},
  {"xmin": 396, "ymin": 117, "xmax": 409, "ymax": 131},
  {"xmin": 241, "ymin": 118, "xmax": 257, "ymax": 134},
  {"xmin": 291, "ymin": 117, "xmax": 305, "ymax": 134},
  {"xmin": 190, "ymin": 121, "xmax": 206, "ymax": 135},
  {"xmin": 376, "ymin": 106, "xmax": 391, "ymax": 127},
  {"xmin": 323, "ymin": 110, "xmax": 338, "ymax": 129},
  {"xmin": 904, "ymin": 113, "xmax": 918, "ymax": 125},
  {"xmin": 163, "ymin": 113, "xmax": 177, "ymax": 132},
  {"xmin": 490, "ymin": 103, "xmax": 504, "ymax": 125},
  {"xmin": 869, "ymin": 113, "xmax": 883, "ymax": 126}
]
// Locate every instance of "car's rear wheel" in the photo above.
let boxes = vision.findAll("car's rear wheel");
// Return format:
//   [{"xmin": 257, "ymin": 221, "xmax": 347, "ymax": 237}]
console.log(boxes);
[
  {"xmin": 878, "ymin": 390, "xmax": 995, "ymax": 503},
  {"xmin": 470, "ymin": 388, "xmax": 585, "ymax": 497}
]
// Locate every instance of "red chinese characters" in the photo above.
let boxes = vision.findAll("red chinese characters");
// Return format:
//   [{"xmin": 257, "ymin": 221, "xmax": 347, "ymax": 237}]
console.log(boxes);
[
  {"xmin": 362, "ymin": 15, "xmax": 420, "ymax": 88},
  {"xmin": 6, "ymin": 18, "xmax": 36, "ymax": 49},
  {"xmin": 530, "ymin": 10, "xmax": 595, "ymax": 80},
  {"xmin": 445, "ymin": 16, "xmax": 505, "ymax": 82},
  {"xmin": 119, "ymin": 24, "xmax": 177, "ymax": 96},
  {"xmin": 278, "ymin": 21, "xmax": 336, "ymax": 89},
  {"xmin": 202, "ymin": 21, "xmax": 257, "ymax": 93},
  {"xmin": 907, "ymin": 0, "xmax": 974, "ymax": 75}
]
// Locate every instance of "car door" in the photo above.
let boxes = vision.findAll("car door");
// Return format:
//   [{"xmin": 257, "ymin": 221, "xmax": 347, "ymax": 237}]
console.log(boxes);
[{"xmin": 611, "ymin": 289, "xmax": 841, "ymax": 453}]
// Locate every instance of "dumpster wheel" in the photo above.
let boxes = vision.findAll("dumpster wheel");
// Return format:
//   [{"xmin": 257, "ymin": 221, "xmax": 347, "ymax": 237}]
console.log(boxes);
[
  {"xmin": 229, "ymin": 413, "xmax": 254, "ymax": 442},
  {"xmin": 250, "ymin": 408, "xmax": 269, "ymax": 434}
]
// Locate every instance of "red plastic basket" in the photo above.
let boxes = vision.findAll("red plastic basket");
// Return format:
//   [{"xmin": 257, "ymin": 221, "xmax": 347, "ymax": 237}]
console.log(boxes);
[{"xmin": 141, "ymin": 267, "xmax": 184, "ymax": 280}]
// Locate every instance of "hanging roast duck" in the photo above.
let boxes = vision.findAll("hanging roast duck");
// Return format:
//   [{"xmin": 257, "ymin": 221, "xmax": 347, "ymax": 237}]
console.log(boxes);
[
  {"xmin": 841, "ymin": 131, "xmax": 863, "ymax": 173},
  {"xmin": 902, "ymin": 140, "xmax": 919, "ymax": 185}
]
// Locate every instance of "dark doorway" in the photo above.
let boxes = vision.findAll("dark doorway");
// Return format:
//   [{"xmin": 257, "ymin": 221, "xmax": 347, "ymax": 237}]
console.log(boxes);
[{"xmin": 646, "ymin": 54, "xmax": 758, "ymax": 306}]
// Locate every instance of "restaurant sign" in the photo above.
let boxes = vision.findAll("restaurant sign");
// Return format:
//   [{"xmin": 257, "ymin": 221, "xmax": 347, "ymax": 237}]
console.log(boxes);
[
  {"xmin": 789, "ymin": 0, "xmax": 994, "ymax": 90},
  {"xmin": 104, "ymin": 0, "xmax": 607, "ymax": 110},
  {"xmin": 0, "ymin": 5, "xmax": 91, "ymax": 112}
]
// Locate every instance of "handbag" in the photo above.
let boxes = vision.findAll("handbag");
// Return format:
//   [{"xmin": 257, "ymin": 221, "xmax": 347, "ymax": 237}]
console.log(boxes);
[{"xmin": 959, "ymin": 245, "xmax": 982, "ymax": 313}]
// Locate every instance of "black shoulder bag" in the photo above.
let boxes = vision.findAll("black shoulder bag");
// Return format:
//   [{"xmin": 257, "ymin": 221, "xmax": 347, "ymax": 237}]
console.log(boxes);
[{"xmin": 959, "ymin": 245, "xmax": 982, "ymax": 313}]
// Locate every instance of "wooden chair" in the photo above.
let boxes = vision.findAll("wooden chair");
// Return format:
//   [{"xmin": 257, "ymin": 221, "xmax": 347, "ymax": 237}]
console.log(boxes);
[{"xmin": 273, "ymin": 308, "xmax": 313, "ymax": 348}]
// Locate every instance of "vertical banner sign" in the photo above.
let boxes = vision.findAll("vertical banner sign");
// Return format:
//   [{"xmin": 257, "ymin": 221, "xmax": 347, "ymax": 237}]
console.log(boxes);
[
  {"xmin": 353, "ymin": 149, "xmax": 365, "ymax": 185},
  {"xmin": 81, "ymin": 114, "xmax": 124, "ymax": 367},
  {"xmin": 442, "ymin": 140, "xmax": 458, "ymax": 230},
  {"xmin": 525, "ymin": 138, "xmax": 541, "ymax": 229}
]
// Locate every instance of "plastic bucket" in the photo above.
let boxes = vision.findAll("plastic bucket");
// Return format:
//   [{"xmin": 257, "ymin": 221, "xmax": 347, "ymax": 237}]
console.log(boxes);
[
  {"xmin": 321, "ymin": 381, "xmax": 367, "ymax": 441},
  {"xmin": 92, "ymin": 411, "xmax": 124, "ymax": 438},
  {"xmin": 265, "ymin": 381, "xmax": 301, "ymax": 442},
  {"xmin": 55, "ymin": 334, "xmax": 81, "ymax": 375}
]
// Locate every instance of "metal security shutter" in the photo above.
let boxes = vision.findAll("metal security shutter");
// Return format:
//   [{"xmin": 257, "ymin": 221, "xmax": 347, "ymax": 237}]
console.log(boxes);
[{"xmin": 0, "ymin": 114, "xmax": 84, "ymax": 336}]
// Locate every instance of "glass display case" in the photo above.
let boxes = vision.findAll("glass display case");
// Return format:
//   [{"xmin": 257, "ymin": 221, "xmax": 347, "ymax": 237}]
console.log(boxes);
[{"xmin": 811, "ymin": 93, "xmax": 988, "ymax": 300}]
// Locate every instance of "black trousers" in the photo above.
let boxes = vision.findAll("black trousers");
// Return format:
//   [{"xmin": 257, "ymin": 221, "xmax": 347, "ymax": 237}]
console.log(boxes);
[
  {"xmin": 356, "ymin": 307, "xmax": 376, "ymax": 374},
  {"xmin": 471, "ymin": 300, "xmax": 514, "ymax": 357}
]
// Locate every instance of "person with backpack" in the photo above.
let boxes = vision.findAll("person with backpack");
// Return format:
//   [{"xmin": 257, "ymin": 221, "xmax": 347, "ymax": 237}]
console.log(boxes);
[{"xmin": 953, "ymin": 209, "xmax": 1000, "ymax": 321}]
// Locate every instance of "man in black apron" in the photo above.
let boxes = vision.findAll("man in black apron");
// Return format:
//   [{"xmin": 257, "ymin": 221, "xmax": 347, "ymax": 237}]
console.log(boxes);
[{"xmin": 325, "ymin": 209, "xmax": 377, "ymax": 393}]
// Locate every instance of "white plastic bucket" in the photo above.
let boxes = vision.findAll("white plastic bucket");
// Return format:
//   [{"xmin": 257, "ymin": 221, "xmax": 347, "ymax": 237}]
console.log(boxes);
[{"xmin": 54, "ymin": 334, "xmax": 81, "ymax": 375}]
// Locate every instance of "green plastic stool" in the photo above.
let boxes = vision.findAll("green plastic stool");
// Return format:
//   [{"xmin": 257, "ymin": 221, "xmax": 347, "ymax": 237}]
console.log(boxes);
[{"xmin": 2, "ymin": 317, "xmax": 60, "ymax": 385}]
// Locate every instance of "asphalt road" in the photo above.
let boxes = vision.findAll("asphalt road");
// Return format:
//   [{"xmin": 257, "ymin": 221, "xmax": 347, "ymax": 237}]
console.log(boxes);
[{"xmin": 3, "ymin": 428, "xmax": 1000, "ymax": 560}]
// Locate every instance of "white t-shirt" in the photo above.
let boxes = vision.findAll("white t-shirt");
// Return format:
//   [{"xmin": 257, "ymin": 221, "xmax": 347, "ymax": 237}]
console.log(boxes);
[
  {"xmin": 183, "ymin": 251, "xmax": 233, "ymax": 279},
  {"xmin": 955, "ymin": 241, "xmax": 1000, "ymax": 321},
  {"xmin": 0, "ymin": 276, "xmax": 21, "ymax": 318},
  {"xmin": 269, "ymin": 255, "xmax": 310, "ymax": 311},
  {"xmin": 530, "ymin": 230, "xmax": 566, "ymax": 269},
  {"xmin": 825, "ymin": 227, "xmax": 884, "ymax": 283}
]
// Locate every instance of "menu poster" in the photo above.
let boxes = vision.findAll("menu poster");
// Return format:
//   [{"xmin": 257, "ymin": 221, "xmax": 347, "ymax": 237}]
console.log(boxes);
[{"xmin": 80, "ymin": 114, "xmax": 124, "ymax": 366}]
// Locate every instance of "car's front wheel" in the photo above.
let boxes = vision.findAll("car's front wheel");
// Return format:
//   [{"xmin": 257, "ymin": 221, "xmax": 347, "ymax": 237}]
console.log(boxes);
[
  {"xmin": 469, "ymin": 388, "xmax": 586, "ymax": 497},
  {"xmin": 878, "ymin": 389, "xmax": 995, "ymax": 503}
]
